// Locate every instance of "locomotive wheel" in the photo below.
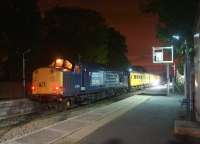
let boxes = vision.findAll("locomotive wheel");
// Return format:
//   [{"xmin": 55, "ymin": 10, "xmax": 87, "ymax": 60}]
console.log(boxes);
[
  {"xmin": 65, "ymin": 100, "xmax": 71, "ymax": 110},
  {"xmin": 66, "ymin": 101, "xmax": 70, "ymax": 107}
]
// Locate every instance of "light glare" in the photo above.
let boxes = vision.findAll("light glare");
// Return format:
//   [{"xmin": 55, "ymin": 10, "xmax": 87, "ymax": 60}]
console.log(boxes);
[
  {"xmin": 152, "ymin": 80, "xmax": 160, "ymax": 86},
  {"xmin": 128, "ymin": 68, "xmax": 133, "ymax": 72},
  {"xmin": 172, "ymin": 35, "xmax": 180, "ymax": 40},
  {"xmin": 194, "ymin": 33, "xmax": 200, "ymax": 38}
]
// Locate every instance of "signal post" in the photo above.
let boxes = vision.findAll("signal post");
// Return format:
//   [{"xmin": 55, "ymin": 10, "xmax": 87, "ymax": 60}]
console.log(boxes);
[{"xmin": 153, "ymin": 46, "xmax": 174, "ymax": 96}]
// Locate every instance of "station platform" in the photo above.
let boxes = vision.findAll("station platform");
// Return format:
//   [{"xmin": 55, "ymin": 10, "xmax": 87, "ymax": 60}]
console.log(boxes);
[{"xmin": 4, "ymin": 93, "xmax": 151, "ymax": 144}]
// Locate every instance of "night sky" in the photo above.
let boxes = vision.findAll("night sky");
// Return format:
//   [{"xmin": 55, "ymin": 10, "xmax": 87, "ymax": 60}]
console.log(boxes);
[{"xmin": 38, "ymin": 0, "xmax": 164, "ymax": 74}]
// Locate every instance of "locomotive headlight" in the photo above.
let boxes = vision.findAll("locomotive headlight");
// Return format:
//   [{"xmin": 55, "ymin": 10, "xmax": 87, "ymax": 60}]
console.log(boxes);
[
  {"xmin": 152, "ymin": 80, "xmax": 160, "ymax": 86},
  {"xmin": 55, "ymin": 58, "xmax": 64, "ymax": 68}
]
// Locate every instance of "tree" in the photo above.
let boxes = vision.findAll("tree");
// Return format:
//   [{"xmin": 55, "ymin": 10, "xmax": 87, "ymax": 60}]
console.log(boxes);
[
  {"xmin": 42, "ymin": 7, "xmax": 107, "ymax": 65},
  {"xmin": 106, "ymin": 27, "xmax": 129, "ymax": 69},
  {"xmin": 0, "ymin": 4, "xmax": 130, "ymax": 81},
  {"xmin": 0, "ymin": 0, "xmax": 41, "ymax": 81},
  {"xmin": 142, "ymin": 0, "xmax": 199, "ymax": 74},
  {"xmin": 142, "ymin": 0, "xmax": 198, "ymax": 47},
  {"xmin": 42, "ymin": 7, "xmax": 129, "ymax": 68}
]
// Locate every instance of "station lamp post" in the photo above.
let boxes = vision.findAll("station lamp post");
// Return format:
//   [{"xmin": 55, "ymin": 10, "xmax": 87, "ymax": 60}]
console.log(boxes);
[
  {"xmin": 171, "ymin": 35, "xmax": 187, "ymax": 97},
  {"xmin": 22, "ymin": 49, "xmax": 31, "ymax": 97},
  {"xmin": 184, "ymin": 39, "xmax": 193, "ymax": 116},
  {"xmin": 171, "ymin": 35, "xmax": 180, "ymax": 93},
  {"xmin": 172, "ymin": 34, "xmax": 193, "ymax": 116}
]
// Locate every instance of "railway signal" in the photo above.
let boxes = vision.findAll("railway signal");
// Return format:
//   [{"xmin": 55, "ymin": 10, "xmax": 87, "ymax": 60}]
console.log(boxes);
[{"xmin": 152, "ymin": 46, "xmax": 174, "ymax": 96}]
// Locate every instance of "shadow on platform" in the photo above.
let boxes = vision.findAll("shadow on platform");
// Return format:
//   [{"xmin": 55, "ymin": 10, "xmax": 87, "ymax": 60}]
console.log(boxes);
[
  {"xmin": 103, "ymin": 138, "xmax": 123, "ymax": 144},
  {"xmin": 138, "ymin": 92, "xmax": 167, "ymax": 96}
]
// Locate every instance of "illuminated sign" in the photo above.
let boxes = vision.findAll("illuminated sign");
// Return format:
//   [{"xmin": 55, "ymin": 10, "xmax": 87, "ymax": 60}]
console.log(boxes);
[{"xmin": 152, "ymin": 46, "xmax": 173, "ymax": 64}]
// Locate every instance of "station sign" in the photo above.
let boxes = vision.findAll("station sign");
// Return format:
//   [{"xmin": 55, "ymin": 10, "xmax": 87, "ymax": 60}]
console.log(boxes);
[{"xmin": 152, "ymin": 46, "xmax": 173, "ymax": 64}]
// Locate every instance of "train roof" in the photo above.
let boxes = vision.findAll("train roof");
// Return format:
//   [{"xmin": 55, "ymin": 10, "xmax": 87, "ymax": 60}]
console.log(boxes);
[
  {"xmin": 131, "ymin": 65, "xmax": 146, "ymax": 73},
  {"xmin": 80, "ymin": 63, "xmax": 128, "ymax": 73},
  {"xmin": 80, "ymin": 63, "xmax": 105, "ymax": 71}
]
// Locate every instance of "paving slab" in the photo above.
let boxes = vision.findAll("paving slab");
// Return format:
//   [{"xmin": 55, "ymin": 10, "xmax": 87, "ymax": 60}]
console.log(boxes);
[
  {"xmin": 6, "ymin": 142, "xmax": 21, "ymax": 144},
  {"xmin": 16, "ymin": 129, "xmax": 62, "ymax": 144},
  {"xmin": 90, "ymin": 108, "xmax": 111, "ymax": 115},
  {"xmin": 51, "ymin": 120, "xmax": 87, "ymax": 133},
  {"xmin": 77, "ymin": 113, "xmax": 104, "ymax": 123}
]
